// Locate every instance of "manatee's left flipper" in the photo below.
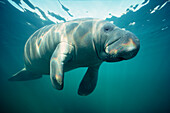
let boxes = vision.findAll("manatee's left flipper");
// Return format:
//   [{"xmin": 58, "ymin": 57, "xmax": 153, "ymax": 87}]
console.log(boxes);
[
  {"xmin": 50, "ymin": 42, "xmax": 74, "ymax": 90},
  {"xmin": 78, "ymin": 64, "xmax": 101, "ymax": 96}
]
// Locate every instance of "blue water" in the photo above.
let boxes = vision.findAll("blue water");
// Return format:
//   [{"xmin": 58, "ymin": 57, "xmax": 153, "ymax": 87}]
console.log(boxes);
[{"xmin": 0, "ymin": 0, "xmax": 170, "ymax": 113}]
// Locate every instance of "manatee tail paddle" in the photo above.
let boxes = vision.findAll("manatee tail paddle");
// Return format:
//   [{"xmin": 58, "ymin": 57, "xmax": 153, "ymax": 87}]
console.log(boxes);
[{"xmin": 8, "ymin": 68, "xmax": 42, "ymax": 81}]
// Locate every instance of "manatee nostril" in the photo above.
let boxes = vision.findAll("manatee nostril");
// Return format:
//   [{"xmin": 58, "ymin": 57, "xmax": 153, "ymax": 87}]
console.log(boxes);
[{"xmin": 135, "ymin": 38, "xmax": 140, "ymax": 42}]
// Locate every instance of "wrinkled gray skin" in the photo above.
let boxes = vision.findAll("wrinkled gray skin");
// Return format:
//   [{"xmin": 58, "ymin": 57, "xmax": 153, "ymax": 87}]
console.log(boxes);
[{"xmin": 9, "ymin": 18, "xmax": 140, "ymax": 96}]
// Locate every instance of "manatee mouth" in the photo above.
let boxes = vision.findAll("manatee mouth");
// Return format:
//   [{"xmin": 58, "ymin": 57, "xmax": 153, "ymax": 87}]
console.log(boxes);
[
  {"xmin": 105, "ymin": 37, "xmax": 140, "ymax": 61},
  {"xmin": 104, "ymin": 37, "xmax": 121, "ymax": 50},
  {"xmin": 104, "ymin": 37, "xmax": 122, "ymax": 55}
]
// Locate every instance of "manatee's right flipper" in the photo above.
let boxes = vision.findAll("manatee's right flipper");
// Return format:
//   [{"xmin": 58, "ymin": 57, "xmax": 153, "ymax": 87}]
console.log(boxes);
[
  {"xmin": 50, "ymin": 42, "xmax": 74, "ymax": 90},
  {"xmin": 78, "ymin": 64, "xmax": 101, "ymax": 96},
  {"xmin": 8, "ymin": 68, "xmax": 42, "ymax": 81}
]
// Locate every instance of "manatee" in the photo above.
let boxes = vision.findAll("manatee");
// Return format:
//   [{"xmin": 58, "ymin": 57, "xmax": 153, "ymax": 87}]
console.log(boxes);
[{"xmin": 9, "ymin": 18, "xmax": 140, "ymax": 96}]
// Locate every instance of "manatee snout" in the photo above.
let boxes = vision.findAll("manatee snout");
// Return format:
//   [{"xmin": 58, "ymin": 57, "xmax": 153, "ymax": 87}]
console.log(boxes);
[
  {"xmin": 119, "ymin": 33, "xmax": 140, "ymax": 60},
  {"xmin": 120, "ymin": 33, "xmax": 140, "ymax": 60},
  {"xmin": 105, "ymin": 31, "xmax": 140, "ymax": 62}
]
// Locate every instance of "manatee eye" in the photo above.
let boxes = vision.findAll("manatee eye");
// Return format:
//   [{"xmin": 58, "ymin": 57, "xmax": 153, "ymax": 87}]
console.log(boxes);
[
  {"xmin": 105, "ymin": 28, "xmax": 109, "ymax": 31},
  {"xmin": 104, "ymin": 24, "xmax": 114, "ymax": 32}
]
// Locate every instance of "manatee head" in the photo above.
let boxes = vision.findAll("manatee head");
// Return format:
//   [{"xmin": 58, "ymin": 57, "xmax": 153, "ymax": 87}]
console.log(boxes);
[{"xmin": 97, "ymin": 22, "xmax": 140, "ymax": 62}]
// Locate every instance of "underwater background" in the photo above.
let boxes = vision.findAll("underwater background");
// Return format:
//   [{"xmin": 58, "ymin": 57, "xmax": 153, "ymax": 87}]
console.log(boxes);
[{"xmin": 0, "ymin": 0, "xmax": 170, "ymax": 113}]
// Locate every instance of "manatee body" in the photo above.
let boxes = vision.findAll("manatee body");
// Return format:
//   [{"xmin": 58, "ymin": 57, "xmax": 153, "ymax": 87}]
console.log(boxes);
[{"xmin": 9, "ymin": 18, "xmax": 140, "ymax": 96}]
